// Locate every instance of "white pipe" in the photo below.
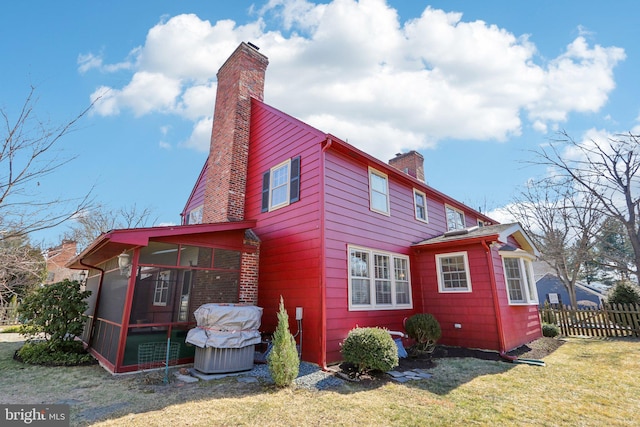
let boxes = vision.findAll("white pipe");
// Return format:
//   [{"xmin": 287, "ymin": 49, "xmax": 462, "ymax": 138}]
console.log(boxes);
[{"xmin": 387, "ymin": 330, "xmax": 406, "ymax": 338}]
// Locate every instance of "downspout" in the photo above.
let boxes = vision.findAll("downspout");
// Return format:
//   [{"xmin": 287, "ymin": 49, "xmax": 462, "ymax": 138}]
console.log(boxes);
[
  {"xmin": 481, "ymin": 240, "xmax": 506, "ymax": 354},
  {"xmin": 79, "ymin": 259, "xmax": 105, "ymax": 348},
  {"xmin": 319, "ymin": 137, "xmax": 332, "ymax": 369}
]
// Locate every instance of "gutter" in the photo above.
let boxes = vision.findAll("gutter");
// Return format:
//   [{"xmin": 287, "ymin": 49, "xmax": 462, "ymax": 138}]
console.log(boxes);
[
  {"xmin": 319, "ymin": 137, "xmax": 332, "ymax": 369},
  {"xmin": 482, "ymin": 239, "xmax": 506, "ymax": 354}
]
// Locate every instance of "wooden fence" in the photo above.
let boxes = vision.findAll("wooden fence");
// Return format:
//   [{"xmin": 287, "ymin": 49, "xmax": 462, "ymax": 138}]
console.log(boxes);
[
  {"xmin": 540, "ymin": 303, "xmax": 640, "ymax": 338},
  {"xmin": 0, "ymin": 304, "xmax": 19, "ymax": 326}
]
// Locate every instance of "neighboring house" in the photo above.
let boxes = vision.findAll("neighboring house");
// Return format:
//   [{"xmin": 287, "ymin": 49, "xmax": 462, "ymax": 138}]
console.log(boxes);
[
  {"xmin": 536, "ymin": 273, "xmax": 607, "ymax": 308},
  {"xmin": 43, "ymin": 240, "xmax": 83, "ymax": 285},
  {"xmin": 68, "ymin": 42, "xmax": 541, "ymax": 373}
]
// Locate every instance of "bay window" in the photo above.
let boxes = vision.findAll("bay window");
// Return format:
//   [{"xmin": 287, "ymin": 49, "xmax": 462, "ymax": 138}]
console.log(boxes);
[{"xmin": 501, "ymin": 255, "xmax": 538, "ymax": 304}]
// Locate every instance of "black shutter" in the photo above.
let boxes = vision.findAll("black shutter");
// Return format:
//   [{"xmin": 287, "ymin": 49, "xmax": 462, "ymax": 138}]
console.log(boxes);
[
  {"xmin": 261, "ymin": 171, "xmax": 270, "ymax": 212},
  {"xmin": 290, "ymin": 156, "xmax": 300, "ymax": 203}
]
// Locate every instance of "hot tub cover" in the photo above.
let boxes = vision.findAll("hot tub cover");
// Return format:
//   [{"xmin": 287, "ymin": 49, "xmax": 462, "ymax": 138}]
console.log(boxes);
[{"xmin": 186, "ymin": 304, "xmax": 263, "ymax": 348}]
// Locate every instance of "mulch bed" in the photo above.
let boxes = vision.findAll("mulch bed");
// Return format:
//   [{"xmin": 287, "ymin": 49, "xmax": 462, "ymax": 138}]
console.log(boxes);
[{"xmin": 333, "ymin": 337, "xmax": 565, "ymax": 383}]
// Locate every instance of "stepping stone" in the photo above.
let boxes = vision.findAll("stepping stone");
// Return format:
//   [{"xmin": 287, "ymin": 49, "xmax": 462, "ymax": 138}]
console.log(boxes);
[
  {"xmin": 387, "ymin": 370, "xmax": 405, "ymax": 378},
  {"xmin": 174, "ymin": 373, "xmax": 199, "ymax": 383}
]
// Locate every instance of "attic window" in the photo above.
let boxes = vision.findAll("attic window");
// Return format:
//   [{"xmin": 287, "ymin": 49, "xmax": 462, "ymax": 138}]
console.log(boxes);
[{"xmin": 261, "ymin": 156, "xmax": 301, "ymax": 212}]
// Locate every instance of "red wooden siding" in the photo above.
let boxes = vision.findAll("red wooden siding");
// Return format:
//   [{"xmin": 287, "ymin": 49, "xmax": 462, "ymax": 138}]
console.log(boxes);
[
  {"xmin": 323, "ymin": 151, "xmax": 425, "ymax": 362},
  {"xmin": 246, "ymin": 100, "xmax": 327, "ymax": 365},
  {"xmin": 182, "ymin": 160, "xmax": 208, "ymax": 223},
  {"xmin": 243, "ymin": 98, "xmax": 537, "ymax": 365},
  {"xmin": 413, "ymin": 244, "xmax": 501, "ymax": 351}
]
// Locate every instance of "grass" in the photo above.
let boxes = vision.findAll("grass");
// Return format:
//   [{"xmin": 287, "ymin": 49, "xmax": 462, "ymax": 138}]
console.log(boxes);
[{"xmin": 1, "ymin": 331, "xmax": 639, "ymax": 426}]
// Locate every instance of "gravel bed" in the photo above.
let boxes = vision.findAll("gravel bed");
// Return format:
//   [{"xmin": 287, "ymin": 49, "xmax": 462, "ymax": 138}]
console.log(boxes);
[{"xmin": 246, "ymin": 362, "xmax": 346, "ymax": 390}]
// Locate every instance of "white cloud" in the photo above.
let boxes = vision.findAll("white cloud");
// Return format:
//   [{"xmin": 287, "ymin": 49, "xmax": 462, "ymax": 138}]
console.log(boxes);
[
  {"xmin": 77, "ymin": 52, "xmax": 133, "ymax": 74},
  {"xmin": 181, "ymin": 117, "xmax": 213, "ymax": 152},
  {"xmin": 83, "ymin": 0, "xmax": 625, "ymax": 162}
]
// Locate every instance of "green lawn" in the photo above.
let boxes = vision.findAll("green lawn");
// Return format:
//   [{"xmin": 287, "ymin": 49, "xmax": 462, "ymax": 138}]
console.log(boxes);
[{"xmin": 1, "ymin": 333, "xmax": 638, "ymax": 426}]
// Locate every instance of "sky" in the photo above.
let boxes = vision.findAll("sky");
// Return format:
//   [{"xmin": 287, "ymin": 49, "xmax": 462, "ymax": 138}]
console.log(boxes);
[{"xmin": 1, "ymin": 0, "xmax": 639, "ymax": 248}]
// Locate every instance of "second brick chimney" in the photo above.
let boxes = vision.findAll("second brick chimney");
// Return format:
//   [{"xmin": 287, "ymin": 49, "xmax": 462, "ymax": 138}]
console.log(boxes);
[
  {"xmin": 203, "ymin": 42, "xmax": 269, "ymax": 222},
  {"xmin": 388, "ymin": 151, "xmax": 425, "ymax": 182}
]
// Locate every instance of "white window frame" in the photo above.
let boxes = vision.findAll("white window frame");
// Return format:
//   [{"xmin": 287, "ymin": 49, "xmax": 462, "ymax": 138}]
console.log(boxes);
[
  {"xmin": 348, "ymin": 245, "xmax": 412, "ymax": 310},
  {"xmin": 501, "ymin": 254, "xmax": 538, "ymax": 305},
  {"xmin": 445, "ymin": 205, "xmax": 465, "ymax": 231},
  {"xmin": 269, "ymin": 159, "xmax": 291, "ymax": 211},
  {"xmin": 368, "ymin": 168, "xmax": 390, "ymax": 215},
  {"xmin": 436, "ymin": 251, "xmax": 472, "ymax": 293},
  {"xmin": 413, "ymin": 189, "xmax": 428, "ymax": 222},
  {"xmin": 153, "ymin": 270, "xmax": 170, "ymax": 306}
]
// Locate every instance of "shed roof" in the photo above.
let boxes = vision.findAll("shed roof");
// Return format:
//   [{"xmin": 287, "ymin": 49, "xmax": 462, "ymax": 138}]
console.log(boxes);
[{"xmin": 66, "ymin": 220, "xmax": 256, "ymax": 269}]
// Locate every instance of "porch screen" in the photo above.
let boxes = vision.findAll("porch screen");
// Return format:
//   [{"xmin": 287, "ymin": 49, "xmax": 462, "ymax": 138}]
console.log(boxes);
[{"xmin": 95, "ymin": 270, "xmax": 128, "ymax": 323}]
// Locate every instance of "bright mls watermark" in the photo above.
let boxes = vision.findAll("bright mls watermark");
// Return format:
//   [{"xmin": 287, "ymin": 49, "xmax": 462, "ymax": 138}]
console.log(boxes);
[{"xmin": 1, "ymin": 405, "xmax": 69, "ymax": 426}]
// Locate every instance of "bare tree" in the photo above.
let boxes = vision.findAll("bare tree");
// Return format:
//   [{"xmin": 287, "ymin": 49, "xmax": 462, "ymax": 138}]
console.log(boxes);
[
  {"xmin": 509, "ymin": 178, "xmax": 603, "ymax": 307},
  {"xmin": 0, "ymin": 233, "xmax": 46, "ymax": 304},
  {"xmin": 533, "ymin": 131, "xmax": 640, "ymax": 282},
  {"xmin": 1, "ymin": 86, "xmax": 94, "ymax": 242},
  {"xmin": 64, "ymin": 203, "xmax": 158, "ymax": 251}
]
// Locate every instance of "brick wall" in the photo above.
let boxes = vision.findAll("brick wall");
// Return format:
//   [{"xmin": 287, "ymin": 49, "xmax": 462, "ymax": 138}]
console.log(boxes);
[{"xmin": 44, "ymin": 240, "xmax": 79, "ymax": 284}]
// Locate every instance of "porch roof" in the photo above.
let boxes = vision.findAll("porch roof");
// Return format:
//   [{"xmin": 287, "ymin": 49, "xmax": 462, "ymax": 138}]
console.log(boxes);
[
  {"xmin": 66, "ymin": 220, "xmax": 257, "ymax": 269},
  {"xmin": 412, "ymin": 222, "xmax": 540, "ymax": 256}
]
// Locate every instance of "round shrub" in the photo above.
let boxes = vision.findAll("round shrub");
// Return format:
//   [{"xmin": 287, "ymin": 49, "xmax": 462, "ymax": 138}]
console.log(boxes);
[
  {"xmin": 404, "ymin": 313, "xmax": 441, "ymax": 354},
  {"xmin": 341, "ymin": 327, "xmax": 398, "ymax": 374},
  {"xmin": 541, "ymin": 323, "xmax": 560, "ymax": 338}
]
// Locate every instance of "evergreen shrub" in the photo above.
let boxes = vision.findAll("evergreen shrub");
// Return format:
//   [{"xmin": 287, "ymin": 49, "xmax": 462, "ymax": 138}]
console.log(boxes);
[
  {"xmin": 341, "ymin": 327, "xmax": 398, "ymax": 374},
  {"xmin": 267, "ymin": 296, "xmax": 299, "ymax": 387},
  {"xmin": 607, "ymin": 281, "xmax": 640, "ymax": 328},
  {"xmin": 404, "ymin": 313, "xmax": 441, "ymax": 354},
  {"xmin": 541, "ymin": 323, "xmax": 560, "ymax": 338}
]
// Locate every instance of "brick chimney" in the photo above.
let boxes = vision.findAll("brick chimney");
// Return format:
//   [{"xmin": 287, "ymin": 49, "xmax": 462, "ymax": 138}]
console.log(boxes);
[
  {"xmin": 203, "ymin": 42, "xmax": 269, "ymax": 222},
  {"xmin": 388, "ymin": 151, "xmax": 425, "ymax": 182}
]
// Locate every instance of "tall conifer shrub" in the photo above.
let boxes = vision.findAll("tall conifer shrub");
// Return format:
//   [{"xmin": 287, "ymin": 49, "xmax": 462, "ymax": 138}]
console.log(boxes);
[{"xmin": 267, "ymin": 296, "xmax": 299, "ymax": 387}]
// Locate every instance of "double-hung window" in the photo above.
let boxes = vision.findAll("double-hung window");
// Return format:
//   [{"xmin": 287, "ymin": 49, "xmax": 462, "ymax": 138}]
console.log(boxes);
[
  {"xmin": 436, "ymin": 252, "xmax": 472, "ymax": 293},
  {"xmin": 348, "ymin": 245, "xmax": 412, "ymax": 310},
  {"xmin": 414, "ymin": 189, "xmax": 428, "ymax": 222},
  {"xmin": 369, "ymin": 168, "xmax": 390, "ymax": 215},
  {"xmin": 446, "ymin": 205, "xmax": 465, "ymax": 231},
  {"xmin": 261, "ymin": 156, "xmax": 301, "ymax": 212},
  {"xmin": 153, "ymin": 271, "xmax": 171, "ymax": 306},
  {"xmin": 501, "ymin": 255, "xmax": 538, "ymax": 304}
]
